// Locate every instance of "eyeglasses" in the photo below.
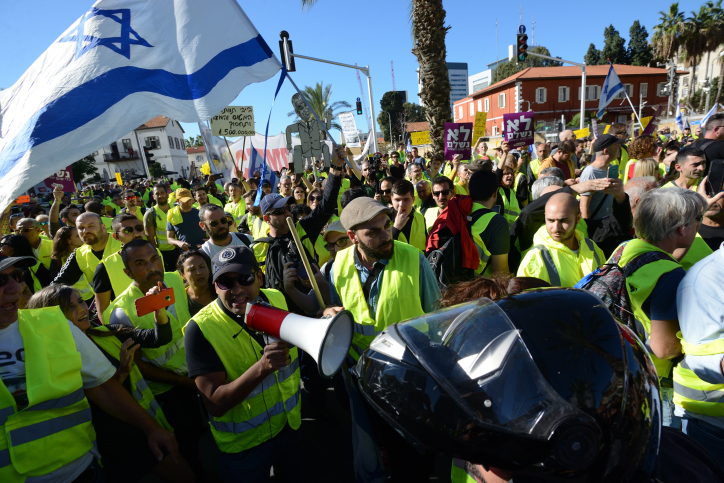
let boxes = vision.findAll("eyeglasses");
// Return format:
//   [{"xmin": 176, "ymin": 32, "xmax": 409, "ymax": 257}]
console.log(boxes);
[
  {"xmin": 433, "ymin": 189, "xmax": 451, "ymax": 197},
  {"xmin": 324, "ymin": 237, "xmax": 349, "ymax": 251},
  {"xmin": 215, "ymin": 272, "xmax": 255, "ymax": 290},
  {"xmin": 208, "ymin": 218, "xmax": 228, "ymax": 228},
  {"xmin": 269, "ymin": 207, "xmax": 290, "ymax": 216},
  {"xmin": 125, "ymin": 196, "xmax": 138, "ymax": 201},
  {"xmin": 0, "ymin": 269, "xmax": 23, "ymax": 288},
  {"xmin": 118, "ymin": 225, "xmax": 144, "ymax": 235},
  {"xmin": 226, "ymin": 217, "xmax": 235, "ymax": 225},
  {"xmin": 378, "ymin": 189, "xmax": 391, "ymax": 195},
  {"xmin": 39, "ymin": 222, "xmax": 48, "ymax": 226},
  {"xmin": 309, "ymin": 196, "xmax": 322, "ymax": 202}
]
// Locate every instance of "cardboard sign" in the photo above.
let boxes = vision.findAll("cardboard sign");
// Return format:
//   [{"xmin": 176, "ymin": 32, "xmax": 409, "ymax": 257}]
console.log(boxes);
[
  {"xmin": 472, "ymin": 112, "xmax": 488, "ymax": 144},
  {"xmin": 338, "ymin": 111, "xmax": 361, "ymax": 148},
  {"xmin": 640, "ymin": 116, "xmax": 652, "ymax": 130},
  {"xmin": 210, "ymin": 106, "xmax": 255, "ymax": 137},
  {"xmin": 574, "ymin": 127, "xmax": 590, "ymax": 138},
  {"xmin": 410, "ymin": 131, "xmax": 431, "ymax": 146},
  {"xmin": 16, "ymin": 195, "xmax": 30, "ymax": 204},
  {"xmin": 32, "ymin": 165, "xmax": 76, "ymax": 196},
  {"xmin": 503, "ymin": 112, "xmax": 535, "ymax": 149},
  {"xmin": 641, "ymin": 105, "xmax": 665, "ymax": 136},
  {"xmin": 443, "ymin": 122, "xmax": 473, "ymax": 161},
  {"xmin": 115, "ymin": 172, "xmax": 123, "ymax": 185},
  {"xmin": 591, "ymin": 119, "xmax": 599, "ymax": 139}
]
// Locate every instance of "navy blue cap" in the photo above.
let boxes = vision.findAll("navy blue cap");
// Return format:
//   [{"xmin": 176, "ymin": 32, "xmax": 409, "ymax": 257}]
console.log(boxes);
[
  {"xmin": 212, "ymin": 246, "xmax": 258, "ymax": 282},
  {"xmin": 259, "ymin": 194, "xmax": 292, "ymax": 215}
]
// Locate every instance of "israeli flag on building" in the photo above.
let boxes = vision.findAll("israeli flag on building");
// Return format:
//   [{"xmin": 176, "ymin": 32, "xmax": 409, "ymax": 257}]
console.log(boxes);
[
  {"xmin": 0, "ymin": 0, "xmax": 280, "ymax": 211},
  {"xmin": 597, "ymin": 64, "xmax": 625, "ymax": 119},
  {"xmin": 701, "ymin": 103, "xmax": 720, "ymax": 129}
]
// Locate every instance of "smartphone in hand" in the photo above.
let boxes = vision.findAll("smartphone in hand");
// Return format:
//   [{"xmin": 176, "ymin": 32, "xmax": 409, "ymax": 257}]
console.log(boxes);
[{"xmin": 135, "ymin": 288, "xmax": 175, "ymax": 317}]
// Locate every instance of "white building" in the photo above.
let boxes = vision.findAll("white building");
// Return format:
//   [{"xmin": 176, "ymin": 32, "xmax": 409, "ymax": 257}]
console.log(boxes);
[
  {"xmin": 674, "ymin": 47, "xmax": 724, "ymax": 100},
  {"xmin": 417, "ymin": 62, "xmax": 469, "ymax": 111},
  {"xmin": 92, "ymin": 116, "xmax": 190, "ymax": 181},
  {"xmin": 468, "ymin": 69, "xmax": 493, "ymax": 95}
]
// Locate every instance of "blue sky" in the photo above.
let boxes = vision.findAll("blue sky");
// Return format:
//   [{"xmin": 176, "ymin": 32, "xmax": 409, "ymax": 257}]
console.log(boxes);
[{"xmin": 1, "ymin": 0, "xmax": 706, "ymax": 145}]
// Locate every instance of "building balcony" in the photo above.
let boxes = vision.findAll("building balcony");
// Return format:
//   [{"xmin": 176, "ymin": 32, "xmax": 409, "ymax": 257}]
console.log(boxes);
[{"xmin": 103, "ymin": 150, "xmax": 139, "ymax": 162}]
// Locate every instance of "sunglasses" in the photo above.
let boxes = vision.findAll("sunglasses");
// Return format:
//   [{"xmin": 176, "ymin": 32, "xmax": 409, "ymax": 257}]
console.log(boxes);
[
  {"xmin": 268, "ymin": 207, "xmax": 289, "ymax": 216},
  {"xmin": 378, "ymin": 189, "xmax": 391, "ymax": 195},
  {"xmin": 118, "ymin": 225, "xmax": 144, "ymax": 235},
  {"xmin": 309, "ymin": 196, "xmax": 322, "ymax": 202},
  {"xmin": 226, "ymin": 217, "xmax": 235, "ymax": 225},
  {"xmin": 215, "ymin": 272, "xmax": 255, "ymax": 290},
  {"xmin": 433, "ymin": 189, "xmax": 451, "ymax": 197},
  {"xmin": 125, "ymin": 196, "xmax": 138, "ymax": 201},
  {"xmin": 208, "ymin": 218, "xmax": 228, "ymax": 228},
  {"xmin": 0, "ymin": 269, "xmax": 24, "ymax": 288},
  {"xmin": 324, "ymin": 236, "xmax": 349, "ymax": 251}
]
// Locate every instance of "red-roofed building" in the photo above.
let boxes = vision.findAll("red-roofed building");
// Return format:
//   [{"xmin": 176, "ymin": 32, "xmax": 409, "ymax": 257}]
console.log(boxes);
[{"xmin": 453, "ymin": 65, "xmax": 687, "ymax": 139}]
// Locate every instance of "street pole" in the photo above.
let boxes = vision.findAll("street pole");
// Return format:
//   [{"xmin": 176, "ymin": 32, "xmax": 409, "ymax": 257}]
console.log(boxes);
[
  {"xmin": 365, "ymin": 66, "xmax": 379, "ymax": 152},
  {"xmin": 134, "ymin": 131, "xmax": 150, "ymax": 178}
]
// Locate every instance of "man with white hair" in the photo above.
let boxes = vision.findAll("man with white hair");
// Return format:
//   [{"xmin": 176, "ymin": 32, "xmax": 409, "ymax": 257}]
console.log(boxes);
[{"xmin": 278, "ymin": 175, "xmax": 293, "ymax": 197}]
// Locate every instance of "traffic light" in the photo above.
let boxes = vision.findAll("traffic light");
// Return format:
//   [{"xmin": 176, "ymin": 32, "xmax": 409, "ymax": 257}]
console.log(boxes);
[
  {"xmin": 143, "ymin": 146, "xmax": 155, "ymax": 163},
  {"xmin": 516, "ymin": 33, "xmax": 528, "ymax": 63},
  {"xmin": 278, "ymin": 31, "xmax": 296, "ymax": 72},
  {"xmin": 356, "ymin": 98, "xmax": 363, "ymax": 115}
]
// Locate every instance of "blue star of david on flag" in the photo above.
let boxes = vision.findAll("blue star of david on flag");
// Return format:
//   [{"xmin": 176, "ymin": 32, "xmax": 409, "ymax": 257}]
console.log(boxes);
[{"xmin": 58, "ymin": 8, "xmax": 152, "ymax": 60}]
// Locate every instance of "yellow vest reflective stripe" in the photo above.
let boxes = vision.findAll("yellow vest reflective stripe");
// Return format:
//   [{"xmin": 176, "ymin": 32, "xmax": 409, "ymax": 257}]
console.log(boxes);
[
  {"xmin": 451, "ymin": 459, "xmax": 477, "ymax": 483},
  {"xmin": 223, "ymin": 200, "xmax": 247, "ymax": 225},
  {"xmin": 102, "ymin": 247, "xmax": 163, "ymax": 297},
  {"xmin": 679, "ymin": 233, "xmax": 713, "ymax": 271},
  {"xmin": 34, "ymin": 238, "xmax": 53, "ymax": 270},
  {"xmin": 332, "ymin": 241, "xmax": 424, "ymax": 361},
  {"xmin": 616, "ymin": 240, "xmax": 682, "ymax": 379},
  {"xmin": 0, "ymin": 308, "xmax": 94, "ymax": 480},
  {"xmin": 673, "ymin": 358, "xmax": 724, "ymax": 417},
  {"xmin": 90, "ymin": 326, "xmax": 172, "ymax": 430},
  {"xmin": 75, "ymin": 237, "xmax": 123, "ymax": 296},
  {"xmin": 469, "ymin": 207, "xmax": 497, "ymax": 275},
  {"xmin": 395, "ymin": 210, "xmax": 426, "ymax": 252},
  {"xmin": 191, "ymin": 290, "xmax": 301, "ymax": 453},
  {"xmin": 498, "ymin": 187, "xmax": 520, "ymax": 228},
  {"xmin": 105, "ymin": 272, "xmax": 190, "ymax": 394},
  {"xmin": 151, "ymin": 205, "xmax": 174, "ymax": 251}
]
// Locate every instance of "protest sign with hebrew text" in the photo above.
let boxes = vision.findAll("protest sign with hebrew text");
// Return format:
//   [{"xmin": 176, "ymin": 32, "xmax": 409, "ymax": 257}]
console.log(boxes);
[
  {"xmin": 444, "ymin": 123, "xmax": 473, "ymax": 160},
  {"xmin": 411, "ymin": 131, "xmax": 431, "ymax": 146},
  {"xmin": 210, "ymin": 106, "xmax": 255, "ymax": 137},
  {"xmin": 503, "ymin": 112, "xmax": 535, "ymax": 149}
]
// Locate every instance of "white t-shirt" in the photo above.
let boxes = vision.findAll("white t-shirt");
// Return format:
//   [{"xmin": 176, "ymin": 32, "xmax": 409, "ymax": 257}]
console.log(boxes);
[
  {"xmin": 0, "ymin": 319, "xmax": 116, "ymax": 483},
  {"xmin": 200, "ymin": 232, "xmax": 254, "ymax": 260}
]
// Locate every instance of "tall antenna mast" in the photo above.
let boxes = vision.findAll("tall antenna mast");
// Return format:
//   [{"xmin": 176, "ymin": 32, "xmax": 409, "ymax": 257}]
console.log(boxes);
[
  {"xmin": 391, "ymin": 61, "xmax": 396, "ymax": 92},
  {"xmin": 519, "ymin": 6, "xmax": 523, "ymax": 25},
  {"xmin": 532, "ymin": 15, "xmax": 536, "ymax": 46},
  {"xmin": 496, "ymin": 19, "xmax": 498, "ymax": 64}
]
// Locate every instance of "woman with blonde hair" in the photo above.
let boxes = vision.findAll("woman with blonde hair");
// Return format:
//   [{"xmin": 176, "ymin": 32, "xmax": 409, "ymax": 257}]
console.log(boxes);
[
  {"xmin": 632, "ymin": 157, "xmax": 661, "ymax": 180},
  {"xmin": 623, "ymin": 135, "xmax": 657, "ymax": 183}
]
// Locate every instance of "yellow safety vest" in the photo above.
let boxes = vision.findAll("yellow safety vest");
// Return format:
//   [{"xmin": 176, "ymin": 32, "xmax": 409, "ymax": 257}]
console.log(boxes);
[
  {"xmin": 151, "ymin": 205, "xmax": 175, "ymax": 252},
  {"xmin": 332, "ymin": 242, "xmax": 424, "ymax": 361},
  {"xmin": 616, "ymin": 239, "xmax": 682, "ymax": 379},
  {"xmin": 674, "ymin": 335, "xmax": 724, "ymax": 418},
  {"xmin": 190, "ymin": 290, "xmax": 301, "ymax": 453},
  {"xmin": 618, "ymin": 145, "xmax": 629, "ymax": 180},
  {"xmin": 224, "ymin": 199, "xmax": 247, "ymax": 225},
  {"xmin": 297, "ymin": 216, "xmax": 338, "ymax": 267},
  {"xmin": 530, "ymin": 158, "xmax": 541, "ymax": 179},
  {"xmin": 498, "ymin": 187, "xmax": 520, "ymax": 228},
  {"xmin": 101, "ymin": 217, "xmax": 113, "ymax": 234},
  {"xmin": 0, "ymin": 308, "xmax": 95, "ymax": 482},
  {"xmin": 661, "ymin": 178, "xmax": 701, "ymax": 191},
  {"xmin": 166, "ymin": 206, "xmax": 184, "ymax": 226},
  {"xmin": 33, "ymin": 238, "xmax": 53, "ymax": 270},
  {"xmin": 679, "ymin": 233, "xmax": 713, "ymax": 271},
  {"xmin": 90, "ymin": 326, "xmax": 172, "ymax": 431},
  {"xmin": 104, "ymin": 272, "xmax": 190, "ymax": 395},
  {"xmin": 518, "ymin": 228, "xmax": 603, "ymax": 288},
  {"xmin": 337, "ymin": 177, "xmax": 351, "ymax": 215},
  {"xmin": 424, "ymin": 206, "xmax": 441, "ymax": 232},
  {"xmin": 395, "ymin": 210, "xmax": 426, "ymax": 252},
  {"xmin": 192, "ymin": 195, "xmax": 223, "ymax": 210},
  {"xmin": 469, "ymin": 205, "xmax": 498, "ymax": 275},
  {"xmin": 250, "ymin": 215, "xmax": 269, "ymax": 241},
  {"xmin": 451, "ymin": 459, "xmax": 477, "ymax": 483},
  {"xmin": 75, "ymin": 236, "xmax": 123, "ymax": 297},
  {"xmin": 101, "ymin": 246, "xmax": 163, "ymax": 297},
  {"xmin": 59, "ymin": 255, "xmax": 93, "ymax": 301}
]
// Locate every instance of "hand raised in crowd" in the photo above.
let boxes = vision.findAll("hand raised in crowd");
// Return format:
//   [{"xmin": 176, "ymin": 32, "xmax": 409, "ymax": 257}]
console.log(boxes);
[
  {"xmin": 698, "ymin": 175, "xmax": 724, "ymax": 209},
  {"xmin": 602, "ymin": 177, "xmax": 626, "ymax": 203},
  {"xmin": 452, "ymin": 154, "xmax": 461, "ymax": 169},
  {"xmin": 260, "ymin": 341, "xmax": 290, "ymax": 375},
  {"xmin": 571, "ymin": 177, "xmax": 612, "ymax": 194},
  {"xmin": 394, "ymin": 209, "xmax": 409, "ymax": 230},
  {"xmin": 330, "ymin": 145, "xmax": 347, "ymax": 168},
  {"xmin": 52, "ymin": 185, "xmax": 64, "ymax": 202},
  {"xmin": 146, "ymin": 282, "xmax": 170, "ymax": 325},
  {"xmin": 115, "ymin": 338, "xmax": 140, "ymax": 383}
]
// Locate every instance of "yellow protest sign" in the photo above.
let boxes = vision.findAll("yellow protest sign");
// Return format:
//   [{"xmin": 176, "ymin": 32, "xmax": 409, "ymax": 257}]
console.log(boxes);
[
  {"xmin": 114, "ymin": 173, "xmax": 123, "ymax": 185},
  {"xmin": 574, "ymin": 127, "xmax": 590, "ymax": 138},
  {"xmin": 640, "ymin": 116, "xmax": 652, "ymax": 130},
  {"xmin": 410, "ymin": 131, "xmax": 430, "ymax": 146},
  {"xmin": 472, "ymin": 111, "xmax": 488, "ymax": 143},
  {"xmin": 603, "ymin": 125, "xmax": 611, "ymax": 134}
]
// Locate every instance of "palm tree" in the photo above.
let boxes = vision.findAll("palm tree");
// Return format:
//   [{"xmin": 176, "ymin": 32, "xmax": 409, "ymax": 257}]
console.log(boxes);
[
  {"xmin": 680, "ymin": 3, "xmax": 716, "ymax": 112},
  {"xmin": 286, "ymin": 82, "xmax": 351, "ymax": 139},
  {"xmin": 687, "ymin": 2, "xmax": 724, "ymax": 112},
  {"xmin": 699, "ymin": 1, "xmax": 724, "ymax": 110},
  {"xmin": 652, "ymin": 3, "xmax": 685, "ymax": 115},
  {"xmin": 411, "ymin": 0, "xmax": 451, "ymax": 160}
]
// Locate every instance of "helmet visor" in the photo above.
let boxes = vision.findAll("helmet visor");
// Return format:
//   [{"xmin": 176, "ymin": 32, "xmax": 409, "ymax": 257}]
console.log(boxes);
[{"xmin": 397, "ymin": 298, "xmax": 592, "ymax": 440}]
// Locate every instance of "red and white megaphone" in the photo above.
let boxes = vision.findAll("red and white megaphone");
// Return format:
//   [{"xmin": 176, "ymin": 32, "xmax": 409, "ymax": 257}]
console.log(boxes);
[{"xmin": 245, "ymin": 303, "xmax": 354, "ymax": 378}]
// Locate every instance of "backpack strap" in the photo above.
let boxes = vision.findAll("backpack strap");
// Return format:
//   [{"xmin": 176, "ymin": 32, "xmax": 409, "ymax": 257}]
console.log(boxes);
[
  {"xmin": 252, "ymin": 236, "xmax": 275, "ymax": 245},
  {"xmin": 532, "ymin": 244, "xmax": 561, "ymax": 286},
  {"xmin": 582, "ymin": 238, "xmax": 601, "ymax": 267}
]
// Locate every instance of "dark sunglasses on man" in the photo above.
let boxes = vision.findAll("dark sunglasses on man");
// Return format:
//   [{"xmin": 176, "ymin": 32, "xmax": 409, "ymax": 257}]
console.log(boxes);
[
  {"xmin": 215, "ymin": 272, "xmax": 255, "ymax": 290},
  {"xmin": 118, "ymin": 225, "xmax": 144, "ymax": 235},
  {"xmin": 433, "ymin": 189, "xmax": 451, "ymax": 197},
  {"xmin": 268, "ymin": 207, "xmax": 290, "ymax": 217},
  {"xmin": 208, "ymin": 218, "xmax": 228, "ymax": 228},
  {"xmin": 0, "ymin": 269, "xmax": 24, "ymax": 288}
]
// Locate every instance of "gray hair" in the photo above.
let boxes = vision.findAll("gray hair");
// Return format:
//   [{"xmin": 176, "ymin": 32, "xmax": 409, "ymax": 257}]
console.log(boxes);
[
  {"xmin": 634, "ymin": 187, "xmax": 707, "ymax": 243},
  {"xmin": 17, "ymin": 218, "xmax": 40, "ymax": 229},
  {"xmin": 539, "ymin": 167, "xmax": 565, "ymax": 180},
  {"xmin": 531, "ymin": 177, "xmax": 564, "ymax": 200},
  {"xmin": 280, "ymin": 175, "xmax": 292, "ymax": 183},
  {"xmin": 623, "ymin": 176, "xmax": 657, "ymax": 210}
]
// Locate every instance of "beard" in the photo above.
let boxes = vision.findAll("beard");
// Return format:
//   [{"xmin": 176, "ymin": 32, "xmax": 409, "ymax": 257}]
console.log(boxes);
[
  {"xmin": 210, "ymin": 227, "xmax": 229, "ymax": 241},
  {"xmin": 358, "ymin": 238, "xmax": 394, "ymax": 260},
  {"xmin": 82, "ymin": 233, "xmax": 100, "ymax": 245}
]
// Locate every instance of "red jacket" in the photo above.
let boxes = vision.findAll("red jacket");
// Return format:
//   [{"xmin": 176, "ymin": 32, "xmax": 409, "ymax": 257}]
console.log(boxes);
[{"xmin": 425, "ymin": 195, "xmax": 480, "ymax": 271}]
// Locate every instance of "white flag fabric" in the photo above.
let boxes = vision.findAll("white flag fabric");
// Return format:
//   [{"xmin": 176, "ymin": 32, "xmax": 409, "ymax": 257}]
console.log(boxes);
[
  {"xmin": 701, "ymin": 104, "xmax": 720, "ymax": 129},
  {"xmin": 0, "ymin": 0, "xmax": 280, "ymax": 211},
  {"xmin": 597, "ymin": 64, "xmax": 625, "ymax": 119}
]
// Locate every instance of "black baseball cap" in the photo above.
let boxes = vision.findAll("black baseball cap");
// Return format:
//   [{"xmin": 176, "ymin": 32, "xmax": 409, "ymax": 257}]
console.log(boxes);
[
  {"xmin": 0, "ymin": 255, "xmax": 36, "ymax": 272},
  {"xmin": 211, "ymin": 246, "xmax": 258, "ymax": 282},
  {"xmin": 592, "ymin": 134, "xmax": 627, "ymax": 152}
]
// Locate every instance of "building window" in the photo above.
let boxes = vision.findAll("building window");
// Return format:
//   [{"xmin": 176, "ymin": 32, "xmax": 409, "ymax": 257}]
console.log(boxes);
[
  {"xmin": 640, "ymin": 83, "xmax": 648, "ymax": 98},
  {"xmin": 458, "ymin": 105, "xmax": 463, "ymax": 119},
  {"xmin": 617, "ymin": 115, "xmax": 628, "ymax": 124},
  {"xmin": 168, "ymin": 136, "xmax": 174, "ymax": 149},
  {"xmin": 477, "ymin": 99, "xmax": 482, "ymax": 111},
  {"xmin": 558, "ymin": 86, "xmax": 570, "ymax": 102},
  {"xmin": 498, "ymin": 93, "xmax": 506, "ymax": 108},
  {"xmin": 657, "ymin": 82, "xmax": 668, "ymax": 97},
  {"xmin": 122, "ymin": 139, "xmax": 132, "ymax": 152},
  {"xmin": 175, "ymin": 138, "xmax": 181, "ymax": 150},
  {"xmin": 617, "ymin": 84, "xmax": 633, "ymax": 99},
  {"xmin": 535, "ymin": 87, "xmax": 547, "ymax": 103},
  {"xmin": 492, "ymin": 125, "xmax": 499, "ymax": 136},
  {"xmin": 683, "ymin": 77, "xmax": 689, "ymax": 86},
  {"xmin": 145, "ymin": 136, "xmax": 160, "ymax": 149},
  {"xmin": 484, "ymin": 98, "xmax": 490, "ymax": 112},
  {"xmin": 578, "ymin": 85, "xmax": 600, "ymax": 100},
  {"xmin": 469, "ymin": 103, "xmax": 474, "ymax": 116}
]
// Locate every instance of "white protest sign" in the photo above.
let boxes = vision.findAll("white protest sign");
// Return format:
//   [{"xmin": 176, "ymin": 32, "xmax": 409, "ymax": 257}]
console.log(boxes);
[
  {"xmin": 210, "ymin": 106, "xmax": 255, "ymax": 137},
  {"xmin": 338, "ymin": 111, "xmax": 361, "ymax": 148}
]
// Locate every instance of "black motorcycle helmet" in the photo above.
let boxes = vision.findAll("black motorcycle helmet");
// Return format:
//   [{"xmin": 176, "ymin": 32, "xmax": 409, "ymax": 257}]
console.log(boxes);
[{"xmin": 356, "ymin": 288, "xmax": 661, "ymax": 482}]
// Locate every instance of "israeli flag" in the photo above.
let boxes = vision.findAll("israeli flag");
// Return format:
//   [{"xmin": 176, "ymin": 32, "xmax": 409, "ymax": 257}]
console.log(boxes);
[
  {"xmin": 0, "ymin": 0, "xmax": 280, "ymax": 211},
  {"xmin": 701, "ymin": 103, "xmax": 720, "ymax": 129},
  {"xmin": 675, "ymin": 103, "xmax": 684, "ymax": 131},
  {"xmin": 597, "ymin": 64, "xmax": 625, "ymax": 119},
  {"xmin": 406, "ymin": 138, "xmax": 412, "ymax": 153}
]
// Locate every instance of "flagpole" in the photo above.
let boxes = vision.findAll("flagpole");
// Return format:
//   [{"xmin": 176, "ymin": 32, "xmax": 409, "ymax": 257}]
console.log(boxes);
[{"xmin": 624, "ymin": 93, "xmax": 643, "ymax": 127}]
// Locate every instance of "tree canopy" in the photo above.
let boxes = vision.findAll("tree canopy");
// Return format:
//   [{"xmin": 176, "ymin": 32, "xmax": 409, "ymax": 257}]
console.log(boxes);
[{"xmin": 71, "ymin": 155, "xmax": 98, "ymax": 182}]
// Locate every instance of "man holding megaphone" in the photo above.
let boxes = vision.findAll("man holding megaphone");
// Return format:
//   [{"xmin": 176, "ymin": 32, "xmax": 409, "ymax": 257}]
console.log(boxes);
[{"xmin": 183, "ymin": 246, "xmax": 303, "ymax": 482}]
